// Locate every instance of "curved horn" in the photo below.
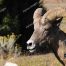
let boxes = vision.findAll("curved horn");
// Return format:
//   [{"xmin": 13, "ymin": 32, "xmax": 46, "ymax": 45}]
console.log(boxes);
[
  {"xmin": 41, "ymin": 7, "xmax": 66, "ymax": 24},
  {"xmin": 33, "ymin": 8, "xmax": 44, "ymax": 19}
]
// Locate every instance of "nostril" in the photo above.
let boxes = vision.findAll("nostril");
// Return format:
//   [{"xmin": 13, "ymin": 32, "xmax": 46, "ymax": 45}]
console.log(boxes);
[
  {"xmin": 28, "ymin": 43, "xmax": 32, "ymax": 46},
  {"xmin": 27, "ymin": 40, "xmax": 33, "ymax": 46}
]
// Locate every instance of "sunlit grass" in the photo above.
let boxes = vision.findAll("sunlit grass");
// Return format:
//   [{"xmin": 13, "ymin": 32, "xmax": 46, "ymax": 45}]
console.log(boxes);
[{"xmin": 0, "ymin": 53, "xmax": 63, "ymax": 66}]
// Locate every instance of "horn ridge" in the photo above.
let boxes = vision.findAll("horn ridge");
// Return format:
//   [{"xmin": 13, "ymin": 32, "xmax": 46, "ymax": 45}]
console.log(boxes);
[{"xmin": 41, "ymin": 7, "xmax": 66, "ymax": 24}]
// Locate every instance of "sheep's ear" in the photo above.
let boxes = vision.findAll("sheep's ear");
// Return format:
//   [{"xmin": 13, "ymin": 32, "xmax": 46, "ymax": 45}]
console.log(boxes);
[
  {"xmin": 33, "ymin": 8, "xmax": 44, "ymax": 19},
  {"xmin": 41, "ymin": 10, "xmax": 51, "ymax": 25}
]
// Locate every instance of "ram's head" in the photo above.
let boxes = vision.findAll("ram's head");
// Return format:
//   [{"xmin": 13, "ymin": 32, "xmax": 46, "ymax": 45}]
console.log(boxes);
[{"xmin": 27, "ymin": 7, "xmax": 66, "ymax": 53}]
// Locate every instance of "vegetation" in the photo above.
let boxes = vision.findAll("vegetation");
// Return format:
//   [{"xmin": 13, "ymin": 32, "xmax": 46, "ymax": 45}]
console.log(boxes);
[{"xmin": 0, "ymin": 53, "xmax": 63, "ymax": 66}]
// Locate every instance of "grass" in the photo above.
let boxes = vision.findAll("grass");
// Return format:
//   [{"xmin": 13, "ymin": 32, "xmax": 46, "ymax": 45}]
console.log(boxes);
[{"xmin": 0, "ymin": 53, "xmax": 63, "ymax": 66}]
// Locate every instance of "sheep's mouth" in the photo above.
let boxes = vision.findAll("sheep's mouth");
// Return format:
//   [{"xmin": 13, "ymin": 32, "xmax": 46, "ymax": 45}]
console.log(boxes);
[
  {"xmin": 27, "ymin": 43, "xmax": 36, "ymax": 53},
  {"xmin": 29, "ymin": 48, "xmax": 36, "ymax": 53}
]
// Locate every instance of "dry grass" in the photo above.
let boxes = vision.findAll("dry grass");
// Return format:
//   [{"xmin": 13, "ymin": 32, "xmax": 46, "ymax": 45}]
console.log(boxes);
[{"xmin": 0, "ymin": 53, "xmax": 62, "ymax": 66}]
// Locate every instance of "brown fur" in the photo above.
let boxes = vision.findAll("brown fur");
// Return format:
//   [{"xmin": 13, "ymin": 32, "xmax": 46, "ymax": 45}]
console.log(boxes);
[
  {"xmin": 27, "ymin": 8, "xmax": 66, "ymax": 66},
  {"xmin": 45, "ymin": 26, "xmax": 66, "ymax": 66},
  {"xmin": 27, "ymin": 0, "xmax": 66, "ymax": 65}
]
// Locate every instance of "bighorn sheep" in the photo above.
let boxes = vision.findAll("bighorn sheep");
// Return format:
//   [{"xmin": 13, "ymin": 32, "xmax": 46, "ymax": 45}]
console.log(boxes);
[{"xmin": 27, "ymin": 7, "xmax": 66, "ymax": 66}]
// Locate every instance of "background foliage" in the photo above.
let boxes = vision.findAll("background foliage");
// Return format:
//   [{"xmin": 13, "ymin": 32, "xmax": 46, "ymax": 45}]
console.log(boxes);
[{"xmin": 0, "ymin": 0, "xmax": 39, "ymax": 51}]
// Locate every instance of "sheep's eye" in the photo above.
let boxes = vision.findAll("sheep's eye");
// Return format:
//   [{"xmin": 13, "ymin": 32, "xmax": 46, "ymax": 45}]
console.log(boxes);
[{"xmin": 45, "ymin": 28, "xmax": 48, "ymax": 31}]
